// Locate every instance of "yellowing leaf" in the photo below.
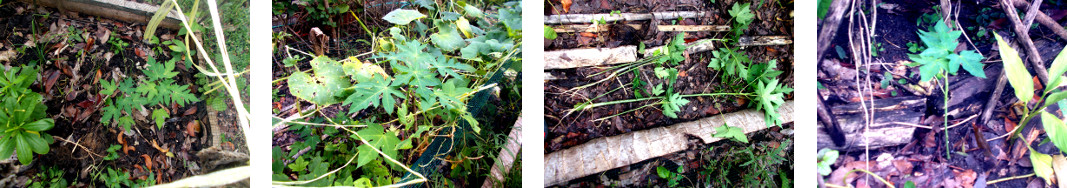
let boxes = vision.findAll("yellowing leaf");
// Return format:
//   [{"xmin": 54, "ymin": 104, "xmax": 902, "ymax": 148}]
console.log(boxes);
[
  {"xmin": 1031, "ymin": 147, "xmax": 1055, "ymax": 185},
  {"xmin": 457, "ymin": 17, "xmax": 473, "ymax": 38}
]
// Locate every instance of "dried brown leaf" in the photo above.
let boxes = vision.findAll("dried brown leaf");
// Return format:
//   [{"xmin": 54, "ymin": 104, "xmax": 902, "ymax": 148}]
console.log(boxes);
[
  {"xmin": 142, "ymin": 154, "xmax": 153, "ymax": 171},
  {"xmin": 561, "ymin": 0, "xmax": 572, "ymax": 13}
]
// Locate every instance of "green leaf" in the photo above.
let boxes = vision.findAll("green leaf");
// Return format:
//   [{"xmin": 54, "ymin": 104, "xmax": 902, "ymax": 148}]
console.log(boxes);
[
  {"xmin": 393, "ymin": 61, "xmax": 441, "ymax": 88},
  {"xmin": 1030, "ymin": 148, "xmax": 1055, "ymax": 185},
  {"xmin": 1046, "ymin": 46, "xmax": 1067, "ymax": 94},
  {"xmin": 995, "ymin": 33, "xmax": 1034, "ymax": 103},
  {"xmin": 0, "ymin": 137, "xmax": 13, "ymax": 162},
  {"xmin": 817, "ymin": 148, "xmax": 839, "ymax": 176},
  {"xmin": 544, "ymin": 25, "xmax": 557, "ymax": 40},
  {"xmin": 463, "ymin": 4, "xmax": 483, "ymax": 18},
  {"xmin": 343, "ymin": 76, "xmax": 406, "ymax": 115},
  {"xmin": 152, "ymin": 109, "xmax": 169, "ymax": 129},
  {"xmin": 22, "ymin": 131, "xmax": 47, "ymax": 154},
  {"xmin": 21, "ymin": 118, "xmax": 53, "ymax": 132},
  {"xmin": 656, "ymin": 166, "xmax": 671, "ymax": 179},
  {"xmin": 100, "ymin": 79, "xmax": 117, "ymax": 94},
  {"xmin": 712, "ymin": 123, "xmax": 748, "ymax": 143},
  {"xmin": 288, "ymin": 56, "xmax": 351, "ymax": 105},
  {"xmin": 1045, "ymin": 91, "xmax": 1067, "ymax": 109},
  {"xmin": 15, "ymin": 133, "xmax": 31, "ymax": 164},
  {"xmin": 817, "ymin": 0, "xmax": 832, "ymax": 20},
  {"xmin": 429, "ymin": 55, "xmax": 475, "ymax": 79},
  {"xmin": 651, "ymin": 84, "xmax": 665, "ymax": 96},
  {"xmin": 661, "ymin": 92, "xmax": 690, "ymax": 118},
  {"xmin": 382, "ymin": 9, "xmax": 426, "ymax": 25},
  {"xmin": 1041, "ymin": 111, "xmax": 1067, "ymax": 153},
  {"xmin": 117, "ymin": 117, "xmax": 135, "ymax": 132},
  {"xmin": 729, "ymin": 3, "xmax": 755, "ymax": 26},
  {"xmin": 104, "ymin": 145, "xmax": 121, "ymax": 160},
  {"xmin": 353, "ymin": 124, "xmax": 403, "ymax": 169},
  {"xmin": 953, "ymin": 50, "xmax": 986, "ymax": 78},
  {"xmin": 288, "ymin": 157, "xmax": 309, "ymax": 172},
  {"xmin": 654, "ymin": 67, "xmax": 671, "ymax": 79},
  {"xmin": 430, "ymin": 23, "xmax": 466, "ymax": 51},
  {"xmin": 143, "ymin": 57, "xmax": 178, "ymax": 81},
  {"xmin": 136, "ymin": 82, "xmax": 158, "ymax": 103},
  {"xmin": 756, "ymin": 79, "xmax": 788, "ymax": 127}
]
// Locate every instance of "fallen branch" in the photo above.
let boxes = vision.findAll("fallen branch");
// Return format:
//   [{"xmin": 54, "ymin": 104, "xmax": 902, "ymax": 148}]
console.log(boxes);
[
  {"xmin": 816, "ymin": 0, "xmax": 852, "ymax": 64},
  {"xmin": 1000, "ymin": 0, "xmax": 1049, "ymax": 84},
  {"xmin": 1010, "ymin": 0, "xmax": 1067, "ymax": 41}
]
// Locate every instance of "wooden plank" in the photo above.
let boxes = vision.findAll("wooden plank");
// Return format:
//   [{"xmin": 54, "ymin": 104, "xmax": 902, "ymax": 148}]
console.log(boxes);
[
  {"xmin": 19, "ymin": 0, "xmax": 183, "ymax": 29},
  {"xmin": 545, "ymin": 101, "xmax": 794, "ymax": 186},
  {"xmin": 481, "ymin": 116, "xmax": 523, "ymax": 188},
  {"xmin": 545, "ymin": 11, "xmax": 706, "ymax": 24},
  {"xmin": 544, "ymin": 46, "xmax": 638, "ymax": 69}
]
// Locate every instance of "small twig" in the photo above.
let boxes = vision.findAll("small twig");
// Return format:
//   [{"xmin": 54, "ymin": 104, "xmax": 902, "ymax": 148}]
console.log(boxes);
[
  {"xmin": 52, "ymin": 136, "xmax": 104, "ymax": 159},
  {"xmin": 986, "ymin": 173, "xmax": 1034, "ymax": 184}
]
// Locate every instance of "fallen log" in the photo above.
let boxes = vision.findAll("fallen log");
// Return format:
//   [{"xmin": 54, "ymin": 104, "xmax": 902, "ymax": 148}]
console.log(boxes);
[
  {"xmin": 544, "ymin": 101, "xmax": 794, "ymax": 186},
  {"xmin": 18, "ymin": 0, "xmax": 182, "ymax": 29},
  {"xmin": 544, "ymin": 36, "xmax": 790, "ymax": 70},
  {"xmin": 545, "ymin": 11, "xmax": 705, "ymax": 24},
  {"xmin": 817, "ymin": 96, "xmax": 924, "ymax": 151}
]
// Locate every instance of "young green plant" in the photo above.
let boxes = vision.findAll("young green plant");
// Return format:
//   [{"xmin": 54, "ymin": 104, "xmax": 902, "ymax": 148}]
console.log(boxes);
[
  {"xmin": 994, "ymin": 32, "xmax": 1067, "ymax": 185},
  {"xmin": 908, "ymin": 19, "xmax": 985, "ymax": 159}
]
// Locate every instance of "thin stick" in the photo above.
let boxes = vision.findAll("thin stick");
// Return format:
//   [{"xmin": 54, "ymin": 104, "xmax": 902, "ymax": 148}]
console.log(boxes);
[
  {"xmin": 986, "ymin": 173, "xmax": 1034, "ymax": 184},
  {"xmin": 52, "ymin": 136, "xmax": 104, "ymax": 159}
]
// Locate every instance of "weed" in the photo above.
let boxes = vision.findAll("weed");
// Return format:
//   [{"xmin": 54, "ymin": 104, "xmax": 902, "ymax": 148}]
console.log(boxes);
[
  {"xmin": 0, "ymin": 65, "xmax": 55, "ymax": 165},
  {"xmin": 26, "ymin": 166, "xmax": 68, "ymax": 188},
  {"xmin": 655, "ymin": 165, "xmax": 685, "ymax": 187}
]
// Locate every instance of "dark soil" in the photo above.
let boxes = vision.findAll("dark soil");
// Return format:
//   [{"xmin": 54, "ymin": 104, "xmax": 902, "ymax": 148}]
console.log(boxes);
[
  {"xmin": 0, "ymin": 2, "xmax": 246, "ymax": 186},
  {"xmin": 544, "ymin": 0, "xmax": 794, "ymax": 153},
  {"xmin": 817, "ymin": 0, "xmax": 1067, "ymax": 187}
]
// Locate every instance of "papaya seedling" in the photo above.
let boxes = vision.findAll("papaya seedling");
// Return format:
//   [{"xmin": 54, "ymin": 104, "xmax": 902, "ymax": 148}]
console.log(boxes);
[{"xmin": 908, "ymin": 19, "xmax": 985, "ymax": 159}]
